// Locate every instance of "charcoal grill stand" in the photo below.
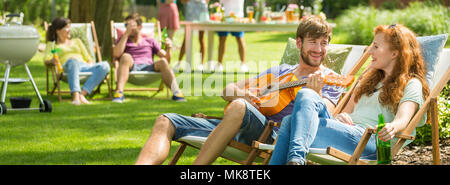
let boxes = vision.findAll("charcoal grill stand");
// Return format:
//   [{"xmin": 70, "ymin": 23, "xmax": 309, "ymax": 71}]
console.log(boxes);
[{"xmin": 0, "ymin": 62, "xmax": 52, "ymax": 115}]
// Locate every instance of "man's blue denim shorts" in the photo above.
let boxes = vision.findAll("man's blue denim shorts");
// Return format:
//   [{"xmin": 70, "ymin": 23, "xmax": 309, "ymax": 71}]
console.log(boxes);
[
  {"xmin": 163, "ymin": 98, "xmax": 276, "ymax": 145},
  {"xmin": 217, "ymin": 31, "xmax": 244, "ymax": 38},
  {"xmin": 131, "ymin": 63, "xmax": 155, "ymax": 72}
]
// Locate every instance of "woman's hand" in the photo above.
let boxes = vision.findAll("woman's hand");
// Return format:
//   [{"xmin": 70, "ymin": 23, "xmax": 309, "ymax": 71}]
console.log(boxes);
[
  {"xmin": 377, "ymin": 123, "xmax": 397, "ymax": 142},
  {"xmin": 86, "ymin": 60, "xmax": 93, "ymax": 66},
  {"xmin": 335, "ymin": 113, "xmax": 354, "ymax": 126}
]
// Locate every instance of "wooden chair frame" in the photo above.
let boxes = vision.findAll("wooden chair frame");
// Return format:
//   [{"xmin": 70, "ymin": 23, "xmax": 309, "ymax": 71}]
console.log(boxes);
[
  {"xmin": 110, "ymin": 20, "xmax": 169, "ymax": 98},
  {"xmin": 168, "ymin": 113, "xmax": 276, "ymax": 165},
  {"xmin": 44, "ymin": 21, "xmax": 112, "ymax": 101}
]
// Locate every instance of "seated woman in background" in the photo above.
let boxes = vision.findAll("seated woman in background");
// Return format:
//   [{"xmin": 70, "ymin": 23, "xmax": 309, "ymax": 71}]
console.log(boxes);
[
  {"xmin": 44, "ymin": 17, "xmax": 110, "ymax": 105},
  {"xmin": 269, "ymin": 24, "xmax": 430, "ymax": 165}
]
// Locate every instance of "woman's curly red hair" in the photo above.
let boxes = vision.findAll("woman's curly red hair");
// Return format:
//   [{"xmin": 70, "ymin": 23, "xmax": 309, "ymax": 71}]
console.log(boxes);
[{"xmin": 354, "ymin": 24, "xmax": 430, "ymax": 114}]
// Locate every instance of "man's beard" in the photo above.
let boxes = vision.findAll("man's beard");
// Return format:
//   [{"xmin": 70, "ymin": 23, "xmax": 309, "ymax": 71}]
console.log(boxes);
[{"xmin": 300, "ymin": 44, "xmax": 324, "ymax": 67}]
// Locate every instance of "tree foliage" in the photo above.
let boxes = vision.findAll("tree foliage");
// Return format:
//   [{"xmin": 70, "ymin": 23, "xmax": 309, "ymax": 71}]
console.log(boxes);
[{"xmin": 1, "ymin": 0, "xmax": 70, "ymax": 24}]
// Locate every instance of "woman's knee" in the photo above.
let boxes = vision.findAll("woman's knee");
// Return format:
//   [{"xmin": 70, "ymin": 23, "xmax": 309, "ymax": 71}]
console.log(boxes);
[
  {"xmin": 98, "ymin": 62, "xmax": 110, "ymax": 74},
  {"xmin": 64, "ymin": 59, "xmax": 79, "ymax": 71},
  {"xmin": 295, "ymin": 88, "xmax": 321, "ymax": 102}
]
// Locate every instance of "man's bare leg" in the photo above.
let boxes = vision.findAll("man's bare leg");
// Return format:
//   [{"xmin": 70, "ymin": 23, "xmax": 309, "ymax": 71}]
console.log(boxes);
[
  {"xmin": 198, "ymin": 31, "xmax": 205, "ymax": 65},
  {"xmin": 136, "ymin": 115, "xmax": 176, "ymax": 165},
  {"xmin": 178, "ymin": 38, "xmax": 186, "ymax": 62},
  {"xmin": 218, "ymin": 36, "xmax": 227, "ymax": 65},
  {"xmin": 154, "ymin": 58, "xmax": 180, "ymax": 94},
  {"xmin": 178, "ymin": 31, "xmax": 205, "ymax": 65},
  {"xmin": 236, "ymin": 36, "xmax": 246, "ymax": 64},
  {"xmin": 165, "ymin": 29, "xmax": 177, "ymax": 64},
  {"xmin": 116, "ymin": 53, "xmax": 134, "ymax": 93},
  {"xmin": 193, "ymin": 100, "xmax": 246, "ymax": 164}
]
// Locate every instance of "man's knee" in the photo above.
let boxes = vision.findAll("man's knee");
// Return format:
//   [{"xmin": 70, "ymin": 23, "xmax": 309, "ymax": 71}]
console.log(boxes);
[
  {"xmin": 156, "ymin": 58, "xmax": 170, "ymax": 72},
  {"xmin": 224, "ymin": 99, "xmax": 247, "ymax": 117},
  {"xmin": 159, "ymin": 58, "xmax": 169, "ymax": 67},
  {"xmin": 154, "ymin": 115, "xmax": 175, "ymax": 133},
  {"xmin": 119, "ymin": 53, "xmax": 134, "ymax": 65}
]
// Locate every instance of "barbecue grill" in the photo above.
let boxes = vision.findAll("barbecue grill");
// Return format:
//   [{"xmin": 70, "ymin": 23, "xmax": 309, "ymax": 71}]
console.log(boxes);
[{"xmin": 0, "ymin": 13, "xmax": 52, "ymax": 115}]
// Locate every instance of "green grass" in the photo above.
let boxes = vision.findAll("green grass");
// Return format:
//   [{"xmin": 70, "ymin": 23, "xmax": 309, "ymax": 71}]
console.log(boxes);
[{"xmin": 0, "ymin": 31, "xmax": 294, "ymax": 165}]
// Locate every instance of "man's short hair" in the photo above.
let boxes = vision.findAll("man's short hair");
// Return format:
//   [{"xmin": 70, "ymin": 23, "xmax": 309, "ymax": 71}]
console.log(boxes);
[
  {"xmin": 296, "ymin": 15, "xmax": 332, "ymax": 42},
  {"xmin": 125, "ymin": 13, "xmax": 143, "ymax": 26}
]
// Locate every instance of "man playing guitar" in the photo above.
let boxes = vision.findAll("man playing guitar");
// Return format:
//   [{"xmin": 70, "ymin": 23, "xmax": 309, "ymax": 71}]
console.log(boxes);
[{"xmin": 136, "ymin": 16, "xmax": 345, "ymax": 165}]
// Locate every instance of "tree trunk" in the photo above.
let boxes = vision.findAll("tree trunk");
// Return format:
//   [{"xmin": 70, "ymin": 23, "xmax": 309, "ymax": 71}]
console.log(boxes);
[
  {"xmin": 69, "ymin": 0, "xmax": 94, "ymax": 23},
  {"xmin": 93, "ymin": 0, "xmax": 114, "ymax": 60},
  {"xmin": 93, "ymin": 0, "xmax": 124, "ymax": 61},
  {"xmin": 111, "ymin": 0, "xmax": 125, "ymax": 22},
  {"xmin": 69, "ymin": 0, "xmax": 124, "ymax": 60}
]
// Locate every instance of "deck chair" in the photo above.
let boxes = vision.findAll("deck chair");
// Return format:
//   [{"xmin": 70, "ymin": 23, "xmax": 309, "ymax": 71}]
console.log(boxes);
[
  {"xmin": 255, "ymin": 35, "xmax": 450, "ymax": 165},
  {"xmin": 110, "ymin": 20, "xmax": 169, "ymax": 98},
  {"xmin": 168, "ymin": 40, "xmax": 370, "ymax": 165},
  {"xmin": 44, "ymin": 21, "xmax": 112, "ymax": 101}
]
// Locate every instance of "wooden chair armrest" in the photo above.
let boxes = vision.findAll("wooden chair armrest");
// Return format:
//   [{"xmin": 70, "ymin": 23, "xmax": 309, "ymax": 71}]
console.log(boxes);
[
  {"xmin": 253, "ymin": 140, "xmax": 272, "ymax": 150},
  {"xmin": 328, "ymin": 147, "xmax": 369, "ymax": 165},
  {"xmin": 45, "ymin": 62, "xmax": 54, "ymax": 67},
  {"xmin": 368, "ymin": 128, "xmax": 415, "ymax": 140}
]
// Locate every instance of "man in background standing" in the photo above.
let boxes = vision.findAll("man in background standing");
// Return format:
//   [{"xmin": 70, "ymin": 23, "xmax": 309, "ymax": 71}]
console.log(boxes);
[{"xmin": 213, "ymin": 0, "xmax": 248, "ymax": 72}]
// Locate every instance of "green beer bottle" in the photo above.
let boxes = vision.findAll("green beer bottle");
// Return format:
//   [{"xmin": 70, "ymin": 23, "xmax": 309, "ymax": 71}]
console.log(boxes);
[
  {"xmin": 161, "ymin": 27, "xmax": 168, "ymax": 50},
  {"xmin": 376, "ymin": 114, "xmax": 391, "ymax": 164}
]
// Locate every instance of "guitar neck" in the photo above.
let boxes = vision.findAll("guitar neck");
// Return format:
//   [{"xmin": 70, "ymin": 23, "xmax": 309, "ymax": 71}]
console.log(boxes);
[
  {"xmin": 258, "ymin": 74, "xmax": 352, "ymax": 96},
  {"xmin": 278, "ymin": 78, "xmax": 308, "ymax": 91}
]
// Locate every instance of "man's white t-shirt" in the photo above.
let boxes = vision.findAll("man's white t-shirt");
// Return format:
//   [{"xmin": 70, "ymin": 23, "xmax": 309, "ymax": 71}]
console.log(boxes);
[{"xmin": 220, "ymin": 0, "xmax": 244, "ymax": 17}]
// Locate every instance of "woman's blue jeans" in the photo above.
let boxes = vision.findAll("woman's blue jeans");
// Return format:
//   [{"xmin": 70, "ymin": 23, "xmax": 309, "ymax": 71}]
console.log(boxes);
[
  {"xmin": 269, "ymin": 88, "xmax": 377, "ymax": 165},
  {"xmin": 63, "ymin": 59, "xmax": 110, "ymax": 95}
]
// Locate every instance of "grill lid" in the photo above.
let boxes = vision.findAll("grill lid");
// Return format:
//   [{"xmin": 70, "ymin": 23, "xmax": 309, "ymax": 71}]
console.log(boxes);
[{"xmin": 0, "ymin": 25, "xmax": 40, "ymax": 39}]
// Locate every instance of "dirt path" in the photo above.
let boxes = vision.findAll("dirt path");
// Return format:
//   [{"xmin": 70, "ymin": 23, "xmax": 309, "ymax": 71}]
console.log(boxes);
[{"xmin": 392, "ymin": 138, "xmax": 450, "ymax": 165}]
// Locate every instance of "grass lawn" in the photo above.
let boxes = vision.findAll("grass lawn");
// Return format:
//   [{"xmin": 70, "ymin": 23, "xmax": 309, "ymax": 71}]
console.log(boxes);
[{"xmin": 0, "ymin": 31, "xmax": 295, "ymax": 165}]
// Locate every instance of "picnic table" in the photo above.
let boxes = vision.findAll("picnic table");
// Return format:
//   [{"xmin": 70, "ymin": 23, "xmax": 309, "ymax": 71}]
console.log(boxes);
[{"xmin": 180, "ymin": 21, "xmax": 300, "ymax": 69}]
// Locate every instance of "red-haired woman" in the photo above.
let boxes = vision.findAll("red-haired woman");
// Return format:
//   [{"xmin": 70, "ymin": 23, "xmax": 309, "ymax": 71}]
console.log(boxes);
[{"xmin": 269, "ymin": 24, "xmax": 430, "ymax": 165}]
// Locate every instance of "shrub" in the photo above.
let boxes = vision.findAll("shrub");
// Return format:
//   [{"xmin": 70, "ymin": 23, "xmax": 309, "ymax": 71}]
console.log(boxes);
[
  {"xmin": 415, "ymin": 83, "xmax": 450, "ymax": 145},
  {"xmin": 333, "ymin": 1, "xmax": 450, "ymax": 46},
  {"xmin": 332, "ymin": 1, "xmax": 450, "ymax": 145}
]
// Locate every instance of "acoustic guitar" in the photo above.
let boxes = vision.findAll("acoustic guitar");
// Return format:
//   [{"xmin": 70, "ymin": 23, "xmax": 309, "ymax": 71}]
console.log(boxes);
[{"xmin": 225, "ymin": 73, "xmax": 355, "ymax": 116}]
